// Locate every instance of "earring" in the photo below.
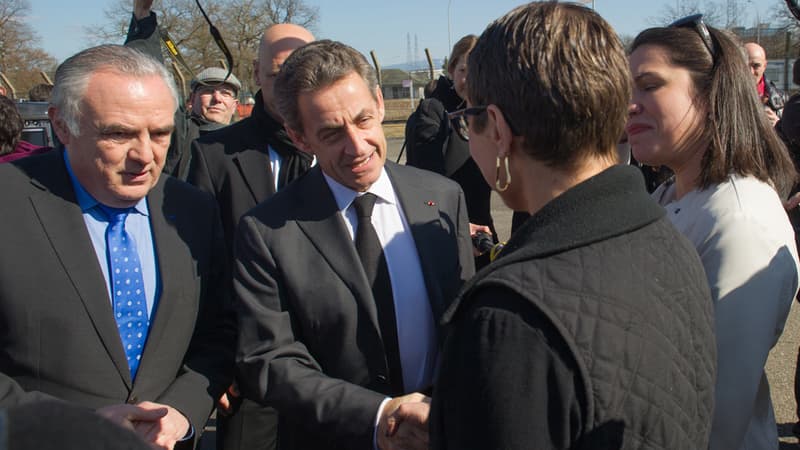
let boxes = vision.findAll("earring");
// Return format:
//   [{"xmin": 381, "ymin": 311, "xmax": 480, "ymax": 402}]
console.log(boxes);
[{"xmin": 495, "ymin": 156, "xmax": 511, "ymax": 192}]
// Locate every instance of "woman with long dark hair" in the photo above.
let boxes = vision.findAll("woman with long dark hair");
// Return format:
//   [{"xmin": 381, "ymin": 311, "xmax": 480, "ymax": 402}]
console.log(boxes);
[{"xmin": 628, "ymin": 16, "xmax": 800, "ymax": 449}]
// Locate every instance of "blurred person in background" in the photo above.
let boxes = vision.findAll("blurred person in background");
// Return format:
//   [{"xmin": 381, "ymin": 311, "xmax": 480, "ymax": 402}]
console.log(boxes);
[
  {"xmin": 629, "ymin": 16, "xmax": 799, "ymax": 450},
  {"xmin": 745, "ymin": 42, "xmax": 786, "ymax": 126},
  {"xmin": 0, "ymin": 96, "xmax": 50, "ymax": 164},
  {"xmin": 404, "ymin": 35, "xmax": 495, "ymax": 266},
  {"xmin": 188, "ymin": 68, "xmax": 241, "ymax": 134},
  {"xmin": 27, "ymin": 84, "xmax": 53, "ymax": 102}
]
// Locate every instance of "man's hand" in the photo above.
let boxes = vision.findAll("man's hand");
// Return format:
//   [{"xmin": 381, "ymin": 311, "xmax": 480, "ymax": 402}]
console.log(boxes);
[
  {"xmin": 217, "ymin": 383, "xmax": 240, "ymax": 416},
  {"xmin": 97, "ymin": 403, "xmax": 167, "ymax": 432},
  {"xmin": 97, "ymin": 401, "xmax": 190, "ymax": 450},
  {"xmin": 133, "ymin": 0, "xmax": 154, "ymax": 20},
  {"xmin": 377, "ymin": 393, "xmax": 431, "ymax": 450},
  {"xmin": 784, "ymin": 192, "xmax": 800, "ymax": 211},
  {"xmin": 469, "ymin": 223, "xmax": 491, "ymax": 238},
  {"xmin": 765, "ymin": 107, "xmax": 780, "ymax": 127},
  {"xmin": 469, "ymin": 223, "xmax": 493, "ymax": 257}
]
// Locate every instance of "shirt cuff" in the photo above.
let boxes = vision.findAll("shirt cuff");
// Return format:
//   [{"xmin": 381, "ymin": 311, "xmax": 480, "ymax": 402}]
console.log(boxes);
[
  {"xmin": 372, "ymin": 397, "xmax": 391, "ymax": 450},
  {"xmin": 178, "ymin": 423, "xmax": 195, "ymax": 442}
]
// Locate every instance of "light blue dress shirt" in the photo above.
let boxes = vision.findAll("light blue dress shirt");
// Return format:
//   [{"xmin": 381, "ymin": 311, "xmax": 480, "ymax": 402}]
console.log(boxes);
[{"xmin": 63, "ymin": 151, "xmax": 160, "ymax": 318}]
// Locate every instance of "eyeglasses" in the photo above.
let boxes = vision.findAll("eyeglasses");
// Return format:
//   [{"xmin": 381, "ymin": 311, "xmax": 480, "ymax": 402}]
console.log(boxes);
[
  {"xmin": 196, "ymin": 85, "xmax": 237, "ymax": 99},
  {"xmin": 447, "ymin": 106, "xmax": 487, "ymax": 141},
  {"xmin": 448, "ymin": 106, "xmax": 488, "ymax": 120},
  {"xmin": 669, "ymin": 14, "xmax": 716, "ymax": 60},
  {"xmin": 448, "ymin": 105, "xmax": 521, "ymax": 138}
]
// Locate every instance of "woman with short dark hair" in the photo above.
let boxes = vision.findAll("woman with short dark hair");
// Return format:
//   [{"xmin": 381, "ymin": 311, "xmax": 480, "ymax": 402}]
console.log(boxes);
[{"xmin": 430, "ymin": 4, "xmax": 717, "ymax": 449}]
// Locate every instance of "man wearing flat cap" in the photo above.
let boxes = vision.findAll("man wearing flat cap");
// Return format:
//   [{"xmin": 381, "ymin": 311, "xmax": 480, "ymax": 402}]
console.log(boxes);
[{"xmin": 189, "ymin": 67, "xmax": 241, "ymax": 135}]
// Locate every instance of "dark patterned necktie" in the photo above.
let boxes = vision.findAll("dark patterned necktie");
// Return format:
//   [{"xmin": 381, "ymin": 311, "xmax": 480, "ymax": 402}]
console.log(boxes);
[
  {"xmin": 99, "ymin": 205, "xmax": 150, "ymax": 381},
  {"xmin": 352, "ymin": 193, "xmax": 404, "ymax": 395}
]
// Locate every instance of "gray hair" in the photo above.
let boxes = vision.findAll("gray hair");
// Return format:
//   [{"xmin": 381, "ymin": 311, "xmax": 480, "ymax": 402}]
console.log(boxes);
[
  {"xmin": 274, "ymin": 39, "xmax": 378, "ymax": 132},
  {"xmin": 50, "ymin": 44, "xmax": 179, "ymax": 136}
]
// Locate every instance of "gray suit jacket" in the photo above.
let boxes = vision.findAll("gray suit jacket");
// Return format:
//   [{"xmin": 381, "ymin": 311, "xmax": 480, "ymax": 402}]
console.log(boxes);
[
  {"xmin": 234, "ymin": 162, "xmax": 474, "ymax": 450},
  {"xmin": 0, "ymin": 150, "xmax": 235, "ymax": 446}
]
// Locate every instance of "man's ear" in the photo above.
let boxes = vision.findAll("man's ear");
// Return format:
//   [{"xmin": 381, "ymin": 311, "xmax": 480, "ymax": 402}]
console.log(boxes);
[
  {"xmin": 48, "ymin": 107, "xmax": 72, "ymax": 146},
  {"xmin": 374, "ymin": 86, "xmax": 385, "ymax": 123},
  {"xmin": 485, "ymin": 104, "xmax": 515, "ymax": 159},
  {"xmin": 285, "ymin": 126, "xmax": 313, "ymax": 155}
]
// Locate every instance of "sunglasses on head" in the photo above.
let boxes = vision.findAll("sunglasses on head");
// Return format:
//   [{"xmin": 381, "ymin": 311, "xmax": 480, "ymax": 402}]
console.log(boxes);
[{"xmin": 669, "ymin": 14, "xmax": 716, "ymax": 60}]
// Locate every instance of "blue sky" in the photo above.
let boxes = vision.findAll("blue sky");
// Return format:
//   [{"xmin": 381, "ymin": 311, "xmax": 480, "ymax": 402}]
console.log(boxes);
[{"xmin": 31, "ymin": 0, "xmax": 780, "ymax": 66}]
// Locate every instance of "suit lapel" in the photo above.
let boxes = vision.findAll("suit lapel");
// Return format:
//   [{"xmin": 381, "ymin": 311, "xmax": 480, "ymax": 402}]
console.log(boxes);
[
  {"xmin": 386, "ymin": 164, "xmax": 447, "ymax": 319},
  {"xmin": 27, "ymin": 156, "xmax": 132, "ymax": 388},
  {"xmin": 294, "ymin": 168, "xmax": 382, "ymax": 335},
  {"xmin": 233, "ymin": 149, "xmax": 275, "ymax": 205},
  {"xmin": 135, "ymin": 179, "xmax": 193, "ymax": 383}
]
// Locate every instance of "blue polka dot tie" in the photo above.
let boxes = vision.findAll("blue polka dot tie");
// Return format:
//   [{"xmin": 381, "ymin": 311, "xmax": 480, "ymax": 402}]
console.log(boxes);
[{"xmin": 100, "ymin": 205, "xmax": 149, "ymax": 381}]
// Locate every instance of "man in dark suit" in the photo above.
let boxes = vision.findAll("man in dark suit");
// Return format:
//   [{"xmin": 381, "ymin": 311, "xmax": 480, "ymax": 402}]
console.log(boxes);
[
  {"xmin": 0, "ymin": 44, "xmax": 234, "ymax": 450},
  {"xmin": 187, "ymin": 23, "xmax": 315, "ymax": 248},
  {"xmin": 234, "ymin": 40, "xmax": 474, "ymax": 450},
  {"xmin": 185, "ymin": 22, "xmax": 315, "ymax": 450}
]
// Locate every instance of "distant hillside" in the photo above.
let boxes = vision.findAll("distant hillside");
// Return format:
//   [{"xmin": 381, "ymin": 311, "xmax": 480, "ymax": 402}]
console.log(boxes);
[{"xmin": 384, "ymin": 58, "xmax": 446, "ymax": 72}]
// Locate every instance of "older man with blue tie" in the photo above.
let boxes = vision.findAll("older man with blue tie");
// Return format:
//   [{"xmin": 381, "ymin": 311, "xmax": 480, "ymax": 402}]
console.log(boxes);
[{"xmin": 0, "ymin": 44, "xmax": 234, "ymax": 450}]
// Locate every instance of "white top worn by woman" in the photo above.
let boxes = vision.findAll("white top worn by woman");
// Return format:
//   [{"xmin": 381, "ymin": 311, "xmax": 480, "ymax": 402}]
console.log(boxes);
[{"xmin": 654, "ymin": 175, "xmax": 799, "ymax": 450}]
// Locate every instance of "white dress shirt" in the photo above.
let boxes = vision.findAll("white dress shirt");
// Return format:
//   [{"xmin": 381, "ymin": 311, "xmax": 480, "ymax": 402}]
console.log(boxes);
[
  {"xmin": 323, "ymin": 167, "xmax": 437, "ymax": 393},
  {"xmin": 268, "ymin": 146, "xmax": 282, "ymax": 193}
]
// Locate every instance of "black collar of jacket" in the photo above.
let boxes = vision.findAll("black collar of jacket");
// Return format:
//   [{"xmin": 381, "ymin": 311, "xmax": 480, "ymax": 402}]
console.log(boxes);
[
  {"xmin": 250, "ymin": 91, "xmax": 304, "ymax": 157},
  {"xmin": 189, "ymin": 112, "xmax": 227, "ymax": 133},
  {"xmin": 442, "ymin": 164, "xmax": 665, "ymax": 323},
  {"xmin": 429, "ymin": 75, "xmax": 464, "ymax": 112}
]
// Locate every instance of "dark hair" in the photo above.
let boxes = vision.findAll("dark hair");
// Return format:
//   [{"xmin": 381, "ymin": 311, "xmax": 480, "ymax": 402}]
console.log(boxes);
[
  {"xmin": 28, "ymin": 83, "xmax": 53, "ymax": 102},
  {"xmin": 631, "ymin": 26, "xmax": 796, "ymax": 197},
  {"xmin": 0, "ymin": 96, "xmax": 23, "ymax": 155},
  {"xmin": 794, "ymin": 57, "xmax": 800, "ymax": 86},
  {"xmin": 274, "ymin": 39, "xmax": 378, "ymax": 132},
  {"xmin": 467, "ymin": 2, "xmax": 631, "ymax": 168},
  {"xmin": 447, "ymin": 35, "xmax": 477, "ymax": 74}
]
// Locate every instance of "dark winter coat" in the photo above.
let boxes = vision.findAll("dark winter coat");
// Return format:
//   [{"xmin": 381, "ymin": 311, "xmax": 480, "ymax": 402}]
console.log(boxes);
[{"xmin": 431, "ymin": 165, "xmax": 717, "ymax": 450}]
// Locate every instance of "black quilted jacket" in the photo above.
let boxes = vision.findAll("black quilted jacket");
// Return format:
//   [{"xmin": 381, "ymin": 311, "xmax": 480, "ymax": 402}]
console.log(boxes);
[{"xmin": 431, "ymin": 165, "xmax": 717, "ymax": 450}]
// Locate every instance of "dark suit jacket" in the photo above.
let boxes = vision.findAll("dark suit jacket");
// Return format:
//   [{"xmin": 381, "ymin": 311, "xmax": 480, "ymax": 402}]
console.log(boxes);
[
  {"xmin": 234, "ymin": 162, "xmax": 475, "ymax": 450},
  {"xmin": 187, "ymin": 114, "xmax": 277, "ymax": 253},
  {"xmin": 0, "ymin": 150, "xmax": 235, "ymax": 446}
]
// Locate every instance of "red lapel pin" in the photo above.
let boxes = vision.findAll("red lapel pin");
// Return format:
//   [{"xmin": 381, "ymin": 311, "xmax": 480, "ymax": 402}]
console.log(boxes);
[{"xmin": 426, "ymin": 201, "xmax": 436, "ymax": 206}]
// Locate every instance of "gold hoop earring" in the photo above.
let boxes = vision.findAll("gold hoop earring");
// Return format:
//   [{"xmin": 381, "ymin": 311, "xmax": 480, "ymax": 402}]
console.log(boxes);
[{"xmin": 495, "ymin": 156, "xmax": 511, "ymax": 192}]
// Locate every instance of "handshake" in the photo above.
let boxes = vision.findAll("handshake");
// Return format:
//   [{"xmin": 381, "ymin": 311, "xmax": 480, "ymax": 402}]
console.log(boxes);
[{"xmin": 377, "ymin": 392, "xmax": 431, "ymax": 450}]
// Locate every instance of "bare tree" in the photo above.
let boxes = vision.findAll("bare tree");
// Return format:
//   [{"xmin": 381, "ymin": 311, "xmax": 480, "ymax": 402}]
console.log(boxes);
[
  {"xmin": 772, "ymin": 0, "xmax": 800, "ymax": 32},
  {"xmin": 714, "ymin": 0, "xmax": 750, "ymax": 29},
  {"xmin": 649, "ymin": 0, "xmax": 739, "ymax": 28},
  {"xmin": 0, "ymin": 0, "xmax": 57, "ymax": 97},
  {"xmin": 86, "ymin": 0, "xmax": 318, "ymax": 95}
]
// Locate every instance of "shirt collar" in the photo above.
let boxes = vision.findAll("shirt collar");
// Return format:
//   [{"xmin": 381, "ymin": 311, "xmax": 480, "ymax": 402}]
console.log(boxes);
[
  {"xmin": 63, "ymin": 149, "xmax": 149, "ymax": 217},
  {"xmin": 322, "ymin": 166, "xmax": 396, "ymax": 213},
  {"xmin": 757, "ymin": 75, "xmax": 766, "ymax": 97}
]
